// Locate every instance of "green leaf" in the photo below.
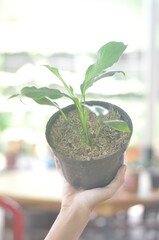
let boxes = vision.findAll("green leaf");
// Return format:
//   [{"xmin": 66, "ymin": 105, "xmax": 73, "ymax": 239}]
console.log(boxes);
[
  {"xmin": 96, "ymin": 42, "xmax": 127, "ymax": 72},
  {"xmin": 69, "ymin": 85, "xmax": 74, "ymax": 95},
  {"xmin": 32, "ymin": 97, "xmax": 60, "ymax": 108},
  {"xmin": 21, "ymin": 86, "xmax": 67, "ymax": 100},
  {"xmin": 93, "ymin": 71, "xmax": 126, "ymax": 82},
  {"xmin": 8, "ymin": 94, "xmax": 19, "ymax": 99},
  {"xmin": 81, "ymin": 42, "xmax": 127, "ymax": 93},
  {"xmin": 104, "ymin": 120, "xmax": 131, "ymax": 133},
  {"xmin": 81, "ymin": 71, "xmax": 125, "ymax": 92},
  {"xmin": 44, "ymin": 65, "xmax": 63, "ymax": 81},
  {"xmin": 44, "ymin": 65, "xmax": 74, "ymax": 97}
]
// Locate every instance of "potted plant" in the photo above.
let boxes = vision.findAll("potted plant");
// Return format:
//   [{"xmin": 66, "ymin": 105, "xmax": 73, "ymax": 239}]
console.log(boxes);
[{"xmin": 10, "ymin": 41, "xmax": 133, "ymax": 189}]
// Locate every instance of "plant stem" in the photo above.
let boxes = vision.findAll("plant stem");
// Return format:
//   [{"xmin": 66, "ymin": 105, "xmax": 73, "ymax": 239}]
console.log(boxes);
[
  {"xmin": 77, "ymin": 104, "xmax": 90, "ymax": 146},
  {"xmin": 80, "ymin": 114, "xmax": 90, "ymax": 145},
  {"xmin": 59, "ymin": 109, "xmax": 68, "ymax": 121},
  {"xmin": 59, "ymin": 108, "xmax": 86, "ymax": 144},
  {"xmin": 69, "ymin": 121, "xmax": 86, "ymax": 144},
  {"xmin": 93, "ymin": 118, "xmax": 103, "ymax": 145}
]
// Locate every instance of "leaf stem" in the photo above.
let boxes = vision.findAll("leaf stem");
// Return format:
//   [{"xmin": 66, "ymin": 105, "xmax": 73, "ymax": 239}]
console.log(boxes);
[
  {"xmin": 77, "ymin": 104, "xmax": 90, "ymax": 146},
  {"xmin": 59, "ymin": 108, "xmax": 86, "ymax": 144},
  {"xmin": 93, "ymin": 118, "xmax": 103, "ymax": 145}
]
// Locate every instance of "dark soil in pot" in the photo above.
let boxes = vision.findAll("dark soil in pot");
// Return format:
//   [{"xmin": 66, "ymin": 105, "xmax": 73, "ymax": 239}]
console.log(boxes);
[
  {"xmin": 46, "ymin": 101, "xmax": 133, "ymax": 189},
  {"xmin": 50, "ymin": 108, "xmax": 129, "ymax": 160}
]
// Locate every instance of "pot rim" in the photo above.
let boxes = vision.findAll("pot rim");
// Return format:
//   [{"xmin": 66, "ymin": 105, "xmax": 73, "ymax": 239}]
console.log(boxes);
[{"xmin": 45, "ymin": 101, "xmax": 133, "ymax": 162}]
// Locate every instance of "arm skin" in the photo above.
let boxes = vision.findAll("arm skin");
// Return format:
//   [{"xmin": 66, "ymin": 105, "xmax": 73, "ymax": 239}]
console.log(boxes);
[{"xmin": 45, "ymin": 159, "xmax": 126, "ymax": 240}]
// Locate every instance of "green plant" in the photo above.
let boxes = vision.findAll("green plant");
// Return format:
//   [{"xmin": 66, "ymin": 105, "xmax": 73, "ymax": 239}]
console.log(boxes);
[{"xmin": 10, "ymin": 41, "xmax": 130, "ymax": 146}]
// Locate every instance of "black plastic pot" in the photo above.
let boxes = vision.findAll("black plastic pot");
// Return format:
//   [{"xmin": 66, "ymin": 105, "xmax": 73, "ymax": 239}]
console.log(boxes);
[{"xmin": 45, "ymin": 101, "xmax": 133, "ymax": 189}]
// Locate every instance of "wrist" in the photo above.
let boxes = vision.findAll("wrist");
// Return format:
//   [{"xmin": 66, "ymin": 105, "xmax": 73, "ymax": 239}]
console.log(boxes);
[
  {"xmin": 60, "ymin": 202, "xmax": 91, "ymax": 223},
  {"xmin": 51, "ymin": 205, "xmax": 90, "ymax": 240},
  {"xmin": 45, "ymin": 204, "xmax": 90, "ymax": 240}
]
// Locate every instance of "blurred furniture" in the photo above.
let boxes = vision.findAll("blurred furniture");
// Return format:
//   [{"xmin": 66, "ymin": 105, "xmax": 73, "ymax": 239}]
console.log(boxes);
[
  {"xmin": 0, "ymin": 197, "xmax": 24, "ymax": 240},
  {"xmin": 0, "ymin": 170, "xmax": 159, "ymax": 217}
]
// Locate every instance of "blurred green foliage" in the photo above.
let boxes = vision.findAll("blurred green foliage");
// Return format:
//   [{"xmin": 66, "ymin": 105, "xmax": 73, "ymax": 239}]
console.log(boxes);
[{"xmin": 0, "ymin": 112, "xmax": 12, "ymax": 131}]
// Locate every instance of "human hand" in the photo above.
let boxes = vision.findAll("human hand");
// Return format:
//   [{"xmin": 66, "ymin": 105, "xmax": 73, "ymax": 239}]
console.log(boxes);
[
  {"xmin": 45, "ymin": 158, "xmax": 126, "ymax": 240},
  {"xmin": 55, "ymin": 157, "xmax": 126, "ymax": 212}
]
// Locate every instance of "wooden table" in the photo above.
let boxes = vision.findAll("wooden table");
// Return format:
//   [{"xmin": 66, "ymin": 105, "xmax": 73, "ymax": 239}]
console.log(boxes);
[{"xmin": 0, "ymin": 169, "xmax": 159, "ymax": 216}]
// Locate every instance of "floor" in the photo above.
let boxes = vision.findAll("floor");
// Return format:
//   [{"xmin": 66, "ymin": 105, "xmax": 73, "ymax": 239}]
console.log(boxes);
[{"xmin": 1, "ymin": 205, "xmax": 159, "ymax": 240}]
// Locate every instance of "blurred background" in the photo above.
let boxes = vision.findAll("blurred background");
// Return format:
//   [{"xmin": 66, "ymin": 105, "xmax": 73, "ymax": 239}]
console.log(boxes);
[{"xmin": 0, "ymin": 0, "xmax": 159, "ymax": 239}]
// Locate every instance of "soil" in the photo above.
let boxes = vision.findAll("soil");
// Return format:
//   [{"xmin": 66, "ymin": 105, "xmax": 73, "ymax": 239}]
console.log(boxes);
[{"xmin": 49, "ymin": 108, "xmax": 130, "ymax": 161}]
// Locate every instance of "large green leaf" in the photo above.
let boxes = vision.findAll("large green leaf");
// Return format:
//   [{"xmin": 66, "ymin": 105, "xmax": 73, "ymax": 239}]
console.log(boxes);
[
  {"xmin": 104, "ymin": 120, "xmax": 130, "ymax": 133},
  {"xmin": 81, "ymin": 42, "xmax": 127, "ymax": 93},
  {"xmin": 96, "ymin": 41, "xmax": 127, "ymax": 72},
  {"xmin": 21, "ymin": 86, "xmax": 67, "ymax": 100}
]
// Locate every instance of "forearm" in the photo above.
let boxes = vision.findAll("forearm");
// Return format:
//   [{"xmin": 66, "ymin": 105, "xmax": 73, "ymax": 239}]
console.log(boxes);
[
  {"xmin": 45, "ymin": 164, "xmax": 126, "ymax": 240},
  {"xmin": 44, "ymin": 206, "xmax": 91, "ymax": 240}
]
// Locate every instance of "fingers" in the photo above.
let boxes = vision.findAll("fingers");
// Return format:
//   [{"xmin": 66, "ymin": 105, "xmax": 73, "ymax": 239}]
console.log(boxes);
[
  {"xmin": 105, "ymin": 164, "xmax": 126, "ymax": 198},
  {"xmin": 54, "ymin": 157, "xmax": 71, "ymax": 189},
  {"xmin": 54, "ymin": 156, "xmax": 60, "ymax": 170},
  {"xmin": 54, "ymin": 156, "xmax": 63, "ymax": 177},
  {"xmin": 54, "ymin": 157, "xmax": 126, "ymax": 210},
  {"xmin": 87, "ymin": 164, "xmax": 126, "ymax": 208}
]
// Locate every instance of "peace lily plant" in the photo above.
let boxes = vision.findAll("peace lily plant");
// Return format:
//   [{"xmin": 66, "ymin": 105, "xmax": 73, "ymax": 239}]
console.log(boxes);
[{"xmin": 10, "ymin": 41, "xmax": 130, "ymax": 146}]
